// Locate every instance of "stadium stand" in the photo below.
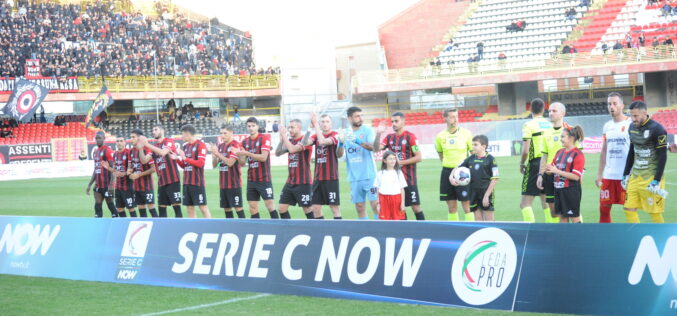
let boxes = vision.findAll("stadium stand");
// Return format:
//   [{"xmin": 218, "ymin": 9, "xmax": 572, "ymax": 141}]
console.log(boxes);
[
  {"xmin": 0, "ymin": 122, "xmax": 96, "ymax": 145},
  {"xmin": 435, "ymin": 0, "xmax": 586, "ymax": 72},
  {"xmin": 652, "ymin": 108, "xmax": 677, "ymax": 134},
  {"xmin": 0, "ymin": 0, "xmax": 256, "ymax": 77},
  {"xmin": 107, "ymin": 117, "xmax": 224, "ymax": 138}
]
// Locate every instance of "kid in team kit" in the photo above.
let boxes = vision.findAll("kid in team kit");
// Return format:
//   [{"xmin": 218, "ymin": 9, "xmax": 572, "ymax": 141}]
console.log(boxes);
[
  {"xmin": 373, "ymin": 151, "xmax": 408, "ymax": 220},
  {"xmin": 453, "ymin": 135, "xmax": 499, "ymax": 221},
  {"xmin": 545, "ymin": 126, "xmax": 586, "ymax": 223}
]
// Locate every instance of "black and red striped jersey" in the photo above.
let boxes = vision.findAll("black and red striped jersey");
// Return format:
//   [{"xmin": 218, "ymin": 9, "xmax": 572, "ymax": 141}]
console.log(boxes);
[
  {"xmin": 311, "ymin": 131, "xmax": 339, "ymax": 181},
  {"xmin": 130, "ymin": 147, "xmax": 155, "ymax": 192},
  {"xmin": 241, "ymin": 133, "xmax": 272, "ymax": 182},
  {"xmin": 381, "ymin": 131, "xmax": 420, "ymax": 186},
  {"xmin": 178, "ymin": 140, "xmax": 207, "ymax": 186},
  {"xmin": 113, "ymin": 148, "xmax": 132, "ymax": 191},
  {"xmin": 217, "ymin": 140, "xmax": 242, "ymax": 189},
  {"xmin": 152, "ymin": 138, "xmax": 181, "ymax": 186},
  {"xmin": 553, "ymin": 147, "xmax": 585, "ymax": 189},
  {"xmin": 93, "ymin": 145, "xmax": 114, "ymax": 189},
  {"xmin": 286, "ymin": 136, "xmax": 313, "ymax": 185}
]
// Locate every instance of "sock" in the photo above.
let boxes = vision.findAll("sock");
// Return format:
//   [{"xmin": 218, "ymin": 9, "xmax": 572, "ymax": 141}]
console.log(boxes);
[
  {"xmin": 334, "ymin": 216, "xmax": 343, "ymax": 220},
  {"xmin": 650, "ymin": 213, "xmax": 665, "ymax": 223},
  {"xmin": 236, "ymin": 210, "xmax": 246, "ymax": 218},
  {"xmin": 521, "ymin": 207, "xmax": 535, "ymax": 223},
  {"xmin": 106, "ymin": 201, "xmax": 118, "ymax": 217},
  {"xmin": 579, "ymin": 214, "xmax": 584, "ymax": 223},
  {"xmin": 129, "ymin": 210, "xmax": 137, "ymax": 217},
  {"xmin": 225, "ymin": 211, "xmax": 234, "ymax": 218},
  {"xmin": 448, "ymin": 213, "xmax": 459, "ymax": 221},
  {"xmin": 159, "ymin": 207, "xmax": 167, "ymax": 218},
  {"xmin": 551, "ymin": 215, "xmax": 559, "ymax": 223},
  {"xmin": 280, "ymin": 211, "xmax": 291, "ymax": 219},
  {"xmin": 359, "ymin": 216, "xmax": 369, "ymax": 220},
  {"xmin": 415, "ymin": 212, "xmax": 425, "ymax": 220},
  {"xmin": 251, "ymin": 213, "xmax": 260, "ymax": 219},
  {"xmin": 464, "ymin": 214, "xmax": 475, "ymax": 222},
  {"xmin": 316, "ymin": 216, "xmax": 324, "ymax": 219},
  {"xmin": 149, "ymin": 208, "xmax": 158, "ymax": 218},
  {"xmin": 94, "ymin": 203, "xmax": 103, "ymax": 218},
  {"xmin": 543, "ymin": 208, "xmax": 552, "ymax": 223},
  {"xmin": 305, "ymin": 212, "xmax": 315, "ymax": 219},
  {"xmin": 118, "ymin": 211, "xmax": 127, "ymax": 217},
  {"xmin": 139, "ymin": 208, "xmax": 148, "ymax": 217},
  {"xmin": 269, "ymin": 210, "xmax": 280, "ymax": 219},
  {"xmin": 173, "ymin": 205, "xmax": 183, "ymax": 218},
  {"xmin": 624, "ymin": 210, "xmax": 640, "ymax": 223},
  {"xmin": 599, "ymin": 204, "xmax": 612, "ymax": 223}
]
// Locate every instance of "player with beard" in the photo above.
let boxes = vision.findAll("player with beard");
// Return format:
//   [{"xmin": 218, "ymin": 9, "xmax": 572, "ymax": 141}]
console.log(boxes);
[
  {"xmin": 209, "ymin": 125, "xmax": 246, "ymax": 219},
  {"xmin": 276, "ymin": 119, "xmax": 314, "ymax": 219},
  {"xmin": 112, "ymin": 135, "xmax": 135, "ymax": 217}
]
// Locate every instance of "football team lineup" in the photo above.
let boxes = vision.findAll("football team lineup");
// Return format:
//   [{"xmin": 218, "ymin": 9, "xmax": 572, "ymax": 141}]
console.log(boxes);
[{"xmin": 80, "ymin": 98, "xmax": 672, "ymax": 224}]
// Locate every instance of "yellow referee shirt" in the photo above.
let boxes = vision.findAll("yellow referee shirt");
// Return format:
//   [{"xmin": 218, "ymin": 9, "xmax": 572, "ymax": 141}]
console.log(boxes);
[
  {"xmin": 522, "ymin": 117, "xmax": 552, "ymax": 160},
  {"xmin": 435, "ymin": 127, "xmax": 473, "ymax": 168}
]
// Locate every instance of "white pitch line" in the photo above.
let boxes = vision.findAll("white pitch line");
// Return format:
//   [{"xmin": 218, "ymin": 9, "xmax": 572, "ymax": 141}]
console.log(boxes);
[{"xmin": 139, "ymin": 293, "xmax": 270, "ymax": 316}]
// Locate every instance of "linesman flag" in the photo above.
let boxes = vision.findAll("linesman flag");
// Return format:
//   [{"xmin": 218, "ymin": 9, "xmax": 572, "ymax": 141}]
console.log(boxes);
[
  {"xmin": 86, "ymin": 85, "xmax": 114, "ymax": 127},
  {"xmin": 5, "ymin": 79, "xmax": 49, "ymax": 123}
]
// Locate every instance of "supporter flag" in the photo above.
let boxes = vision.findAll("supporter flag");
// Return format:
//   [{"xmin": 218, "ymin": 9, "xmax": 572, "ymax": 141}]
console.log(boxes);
[
  {"xmin": 5, "ymin": 79, "xmax": 49, "ymax": 123},
  {"xmin": 86, "ymin": 85, "xmax": 114, "ymax": 127}
]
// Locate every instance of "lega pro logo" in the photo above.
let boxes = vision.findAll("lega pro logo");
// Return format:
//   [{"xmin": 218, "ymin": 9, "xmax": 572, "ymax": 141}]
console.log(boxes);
[
  {"xmin": 451, "ymin": 228, "xmax": 517, "ymax": 305},
  {"xmin": 117, "ymin": 221, "xmax": 153, "ymax": 280}
]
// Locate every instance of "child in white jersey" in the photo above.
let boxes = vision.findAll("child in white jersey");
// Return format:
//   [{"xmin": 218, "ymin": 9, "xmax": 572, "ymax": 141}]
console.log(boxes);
[{"xmin": 373, "ymin": 151, "xmax": 407, "ymax": 220}]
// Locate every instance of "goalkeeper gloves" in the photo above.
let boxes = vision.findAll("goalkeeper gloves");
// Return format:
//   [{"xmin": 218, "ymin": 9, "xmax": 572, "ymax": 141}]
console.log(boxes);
[
  {"xmin": 647, "ymin": 180, "xmax": 668, "ymax": 199},
  {"xmin": 621, "ymin": 175, "xmax": 629, "ymax": 190}
]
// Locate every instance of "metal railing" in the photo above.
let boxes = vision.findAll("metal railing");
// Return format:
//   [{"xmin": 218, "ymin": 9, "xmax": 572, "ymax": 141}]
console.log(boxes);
[
  {"xmin": 77, "ymin": 75, "xmax": 280, "ymax": 93},
  {"xmin": 354, "ymin": 47, "xmax": 677, "ymax": 89}
]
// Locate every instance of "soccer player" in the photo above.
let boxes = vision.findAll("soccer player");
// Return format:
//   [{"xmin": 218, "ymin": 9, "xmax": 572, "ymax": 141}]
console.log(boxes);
[
  {"xmin": 275, "ymin": 119, "xmax": 314, "ymax": 219},
  {"xmin": 209, "ymin": 125, "xmax": 245, "ymax": 219},
  {"xmin": 622, "ymin": 101, "xmax": 669, "ymax": 223},
  {"xmin": 537, "ymin": 102, "xmax": 569, "ymax": 223},
  {"xmin": 172, "ymin": 124, "xmax": 212, "ymax": 218},
  {"xmin": 519, "ymin": 98, "xmax": 552, "ymax": 222},
  {"xmin": 453, "ymin": 135, "xmax": 499, "ymax": 221},
  {"xmin": 338, "ymin": 106, "xmax": 379, "ymax": 220},
  {"xmin": 595, "ymin": 92, "xmax": 631, "ymax": 223},
  {"xmin": 435, "ymin": 108, "xmax": 473, "ymax": 221},
  {"xmin": 112, "ymin": 136, "xmax": 135, "ymax": 217},
  {"xmin": 374, "ymin": 111, "xmax": 426, "ymax": 220},
  {"xmin": 129, "ymin": 129, "xmax": 157, "ymax": 218},
  {"xmin": 545, "ymin": 126, "xmax": 586, "ymax": 223},
  {"xmin": 138, "ymin": 124, "xmax": 183, "ymax": 218},
  {"xmin": 86, "ymin": 131, "xmax": 118, "ymax": 218},
  {"xmin": 307, "ymin": 113, "xmax": 342, "ymax": 219},
  {"xmin": 237, "ymin": 117, "xmax": 280, "ymax": 219}
]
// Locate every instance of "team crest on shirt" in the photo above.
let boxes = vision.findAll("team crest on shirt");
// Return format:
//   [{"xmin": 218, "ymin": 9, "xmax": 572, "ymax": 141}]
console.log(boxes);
[
  {"xmin": 449, "ymin": 139, "xmax": 455, "ymax": 144},
  {"xmin": 554, "ymin": 136, "xmax": 559, "ymax": 141},
  {"xmin": 567, "ymin": 157, "xmax": 573, "ymax": 163},
  {"xmin": 401, "ymin": 139, "xmax": 407, "ymax": 145},
  {"xmin": 474, "ymin": 164, "xmax": 480, "ymax": 170},
  {"xmin": 643, "ymin": 130, "xmax": 650, "ymax": 138},
  {"xmin": 621, "ymin": 126, "xmax": 626, "ymax": 132}
]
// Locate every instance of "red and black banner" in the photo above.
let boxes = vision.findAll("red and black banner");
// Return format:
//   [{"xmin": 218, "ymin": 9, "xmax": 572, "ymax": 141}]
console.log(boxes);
[
  {"xmin": 0, "ymin": 76, "xmax": 79, "ymax": 94},
  {"xmin": 0, "ymin": 143, "xmax": 52, "ymax": 164},
  {"xmin": 4, "ymin": 79, "xmax": 49, "ymax": 122}
]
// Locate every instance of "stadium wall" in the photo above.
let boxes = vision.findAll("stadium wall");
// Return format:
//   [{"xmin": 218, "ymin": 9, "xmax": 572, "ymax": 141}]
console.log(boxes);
[{"xmin": 1, "ymin": 216, "xmax": 676, "ymax": 315}]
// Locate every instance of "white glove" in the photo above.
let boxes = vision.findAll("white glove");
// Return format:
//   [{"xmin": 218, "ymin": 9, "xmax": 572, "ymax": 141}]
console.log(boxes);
[
  {"xmin": 647, "ymin": 180, "xmax": 668, "ymax": 199},
  {"xmin": 621, "ymin": 175, "xmax": 629, "ymax": 190}
]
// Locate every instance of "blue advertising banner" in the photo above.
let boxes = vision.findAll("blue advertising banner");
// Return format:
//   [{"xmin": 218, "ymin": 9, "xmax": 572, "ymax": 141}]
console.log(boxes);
[{"xmin": 0, "ymin": 216, "xmax": 675, "ymax": 315}]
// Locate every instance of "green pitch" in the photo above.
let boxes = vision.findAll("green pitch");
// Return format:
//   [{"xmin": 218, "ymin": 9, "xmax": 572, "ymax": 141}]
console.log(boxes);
[{"xmin": 1, "ymin": 153, "xmax": 675, "ymax": 315}]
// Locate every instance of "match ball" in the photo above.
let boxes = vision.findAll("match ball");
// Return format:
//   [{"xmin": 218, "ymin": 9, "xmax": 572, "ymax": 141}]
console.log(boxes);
[{"xmin": 450, "ymin": 167, "xmax": 471, "ymax": 186}]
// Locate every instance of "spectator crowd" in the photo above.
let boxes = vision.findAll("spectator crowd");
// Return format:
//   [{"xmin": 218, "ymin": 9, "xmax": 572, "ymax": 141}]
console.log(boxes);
[{"xmin": 0, "ymin": 0, "xmax": 263, "ymax": 78}]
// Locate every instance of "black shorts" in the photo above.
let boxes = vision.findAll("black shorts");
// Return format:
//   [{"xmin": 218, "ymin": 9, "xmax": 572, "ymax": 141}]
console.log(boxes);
[
  {"xmin": 555, "ymin": 186, "xmax": 581, "ymax": 218},
  {"xmin": 542, "ymin": 173, "xmax": 555, "ymax": 203},
  {"xmin": 158, "ymin": 182, "xmax": 182, "ymax": 206},
  {"xmin": 439, "ymin": 167, "xmax": 470, "ymax": 201},
  {"xmin": 183, "ymin": 184, "xmax": 207, "ymax": 206},
  {"xmin": 220, "ymin": 188, "xmax": 243, "ymax": 209},
  {"xmin": 93, "ymin": 187, "xmax": 111, "ymax": 198},
  {"xmin": 469, "ymin": 187, "xmax": 494, "ymax": 212},
  {"xmin": 134, "ymin": 190, "xmax": 155, "ymax": 205},
  {"xmin": 279, "ymin": 183, "xmax": 312, "ymax": 207},
  {"xmin": 115, "ymin": 189, "xmax": 136, "ymax": 209},
  {"xmin": 404, "ymin": 185, "xmax": 421, "ymax": 206},
  {"xmin": 247, "ymin": 181, "xmax": 274, "ymax": 201},
  {"xmin": 522, "ymin": 158, "xmax": 543, "ymax": 196},
  {"xmin": 312, "ymin": 180, "xmax": 340, "ymax": 205}
]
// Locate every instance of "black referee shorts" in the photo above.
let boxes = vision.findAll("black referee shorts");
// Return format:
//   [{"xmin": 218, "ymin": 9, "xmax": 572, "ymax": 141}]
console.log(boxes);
[
  {"xmin": 522, "ymin": 158, "xmax": 543, "ymax": 196},
  {"xmin": 158, "ymin": 182, "xmax": 182, "ymax": 206},
  {"xmin": 247, "ymin": 181, "xmax": 274, "ymax": 201},
  {"xmin": 220, "ymin": 188, "xmax": 243, "ymax": 209},
  {"xmin": 312, "ymin": 180, "xmax": 340, "ymax": 205},
  {"xmin": 115, "ymin": 189, "xmax": 136, "ymax": 209},
  {"xmin": 279, "ymin": 183, "xmax": 312, "ymax": 207},
  {"xmin": 183, "ymin": 184, "xmax": 207, "ymax": 206},
  {"xmin": 439, "ymin": 167, "xmax": 470, "ymax": 202}
]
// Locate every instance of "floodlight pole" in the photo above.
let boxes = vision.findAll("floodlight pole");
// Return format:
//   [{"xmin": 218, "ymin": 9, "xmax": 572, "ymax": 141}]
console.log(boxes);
[{"xmin": 154, "ymin": 52, "xmax": 159, "ymax": 122}]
